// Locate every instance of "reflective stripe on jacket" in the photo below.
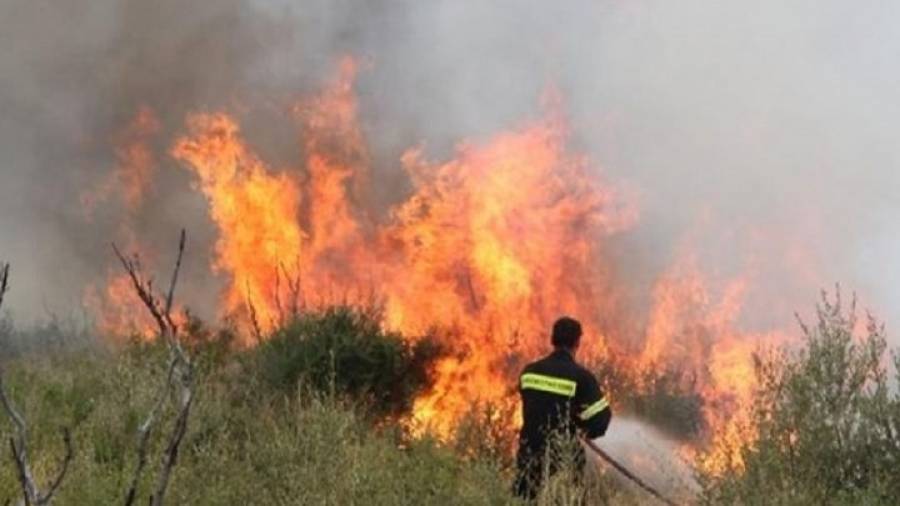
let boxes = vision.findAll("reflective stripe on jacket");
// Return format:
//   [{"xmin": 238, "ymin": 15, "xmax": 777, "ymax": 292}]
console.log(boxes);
[{"xmin": 517, "ymin": 349, "xmax": 612, "ymax": 452}]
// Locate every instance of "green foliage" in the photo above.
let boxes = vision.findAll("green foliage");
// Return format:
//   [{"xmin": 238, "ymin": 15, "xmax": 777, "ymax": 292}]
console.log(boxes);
[
  {"xmin": 698, "ymin": 291, "xmax": 900, "ymax": 505},
  {"xmin": 0, "ymin": 349, "xmax": 515, "ymax": 504},
  {"xmin": 255, "ymin": 306, "xmax": 442, "ymax": 418}
]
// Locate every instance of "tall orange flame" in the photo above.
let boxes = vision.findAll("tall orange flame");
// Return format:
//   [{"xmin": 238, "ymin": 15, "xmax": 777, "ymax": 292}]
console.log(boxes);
[
  {"xmin": 172, "ymin": 113, "xmax": 305, "ymax": 329},
  {"xmin": 382, "ymin": 109, "xmax": 636, "ymax": 432}
]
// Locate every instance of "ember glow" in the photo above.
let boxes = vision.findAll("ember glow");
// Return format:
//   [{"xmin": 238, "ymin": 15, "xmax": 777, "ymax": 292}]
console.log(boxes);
[{"xmin": 88, "ymin": 59, "xmax": 809, "ymax": 466}]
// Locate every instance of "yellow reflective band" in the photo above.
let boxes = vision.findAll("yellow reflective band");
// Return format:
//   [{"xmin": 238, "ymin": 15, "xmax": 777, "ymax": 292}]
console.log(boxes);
[
  {"xmin": 520, "ymin": 373, "xmax": 577, "ymax": 397},
  {"xmin": 579, "ymin": 398, "xmax": 609, "ymax": 420}
]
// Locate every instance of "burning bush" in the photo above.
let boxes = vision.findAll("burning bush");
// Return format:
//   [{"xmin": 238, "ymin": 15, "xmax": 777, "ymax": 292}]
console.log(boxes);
[
  {"xmin": 698, "ymin": 291, "xmax": 900, "ymax": 504},
  {"xmin": 254, "ymin": 306, "xmax": 442, "ymax": 418}
]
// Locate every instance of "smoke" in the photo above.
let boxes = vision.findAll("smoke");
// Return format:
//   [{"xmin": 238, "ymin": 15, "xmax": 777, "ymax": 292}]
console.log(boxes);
[
  {"xmin": 0, "ymin": 0, "xmax": 341, "ymax": 318},
  {"xmin": 1, "ymin": 0, "xmax": 898, "ymax": 345}
]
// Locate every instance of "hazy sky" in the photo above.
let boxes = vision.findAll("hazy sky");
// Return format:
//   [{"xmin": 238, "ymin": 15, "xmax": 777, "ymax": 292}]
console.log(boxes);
[{"xmin": 1, "ymin": 1, "xmax": 898, "ymax": 342}]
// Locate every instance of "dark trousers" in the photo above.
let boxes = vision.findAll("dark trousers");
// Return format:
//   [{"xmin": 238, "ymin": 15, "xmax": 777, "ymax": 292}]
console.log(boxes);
[{"xmin": 513, "ymin": 443, "xmax": 586, "ymax": 501}]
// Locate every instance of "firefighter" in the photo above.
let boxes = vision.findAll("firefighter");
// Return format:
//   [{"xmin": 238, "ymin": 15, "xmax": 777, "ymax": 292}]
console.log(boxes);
[{"xmin": 513, "ymin": 316, "xmax": 612, "ymax": 500}]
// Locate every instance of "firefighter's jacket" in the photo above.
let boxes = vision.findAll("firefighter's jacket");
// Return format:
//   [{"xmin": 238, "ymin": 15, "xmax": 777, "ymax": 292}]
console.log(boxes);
[{"xmin": 517, "ymin": 349, "xmax": 611, "ymax": 454}]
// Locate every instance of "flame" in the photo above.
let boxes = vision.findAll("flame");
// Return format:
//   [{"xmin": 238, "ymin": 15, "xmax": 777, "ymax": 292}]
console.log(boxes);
[
  {"xmin": 90, "ymin": 58, "xmax": 813, "ymax": 467},
  {"xmin": 170, "ymin": 66, "xmax": 637, "ymax": 432},
  {"xmin": 295, "ymin": 57, "xmax": 374, "ymax": 293},
  {"xmin": 83, "ymin": 271, "xmax": 157, "ymax": 338},
  {"xmin": 637, "ymin": 252, "xmax": 795, "ymax": 473},
  {"xmin": 382, "ymin": 108, "xmax": 636, "ymax": 433},
  {"xmin": 171, "ymin": 113, "xmax": 305, "ymax": 330}
]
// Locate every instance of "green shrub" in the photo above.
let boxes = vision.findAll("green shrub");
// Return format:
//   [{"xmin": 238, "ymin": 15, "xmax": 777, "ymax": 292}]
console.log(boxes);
[
  {"xmin": 0, "ymin": 345, "xmax": 519, "ymax": 505},
  {"xmin": 254, "ymin": 306, "xmax": 442, "ymax": 418},
  {"xmin": 698, "ymin": 290, "xmax": 900, "ymax": 505}
]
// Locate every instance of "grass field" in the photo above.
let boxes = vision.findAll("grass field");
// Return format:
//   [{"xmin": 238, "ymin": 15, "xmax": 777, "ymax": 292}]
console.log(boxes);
[{"xmin": 0, "ymin": 293, "xmax": 897, "ymax": 505}]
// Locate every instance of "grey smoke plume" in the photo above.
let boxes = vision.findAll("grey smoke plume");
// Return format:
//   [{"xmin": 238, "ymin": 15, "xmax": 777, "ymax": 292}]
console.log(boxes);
[{"xmin": 1, "ymin": 1, "xmax": 898, "ymax": 345}]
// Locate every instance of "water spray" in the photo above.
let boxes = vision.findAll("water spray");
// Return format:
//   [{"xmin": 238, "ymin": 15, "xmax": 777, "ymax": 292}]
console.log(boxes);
[{"xmin": 582, "ymin": 437, "xmax": 681, "ymax": 506}]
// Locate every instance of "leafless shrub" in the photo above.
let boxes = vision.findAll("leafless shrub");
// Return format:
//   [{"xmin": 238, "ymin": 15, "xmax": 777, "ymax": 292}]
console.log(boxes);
[
  {"xmin": 113, "ymin": 230, "xmax": 195, "ymax": 506},
  {"xmin": 0, "ymin": 263, "xmax": 74, "ymax": 506}
]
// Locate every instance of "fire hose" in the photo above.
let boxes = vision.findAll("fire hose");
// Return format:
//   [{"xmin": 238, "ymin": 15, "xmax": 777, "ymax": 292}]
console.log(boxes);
[{"xmin": 581, "ymin": 437, "xmax": 681, "ymax": 506}]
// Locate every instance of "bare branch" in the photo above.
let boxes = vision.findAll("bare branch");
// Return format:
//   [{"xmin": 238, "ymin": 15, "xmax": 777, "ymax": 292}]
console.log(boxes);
[
  {"xmin": 41, "ymin": 429, "xmax": 73, "ymax": 502},
  {"xmin": 794, "ymin": 311, "xmax": 810, "ymax": 338},
  {"xmin": 0, "ymin": 265, "xmax": 36, "ymax": 505},
  {"xmin": 280, "ymin": 260, "xmax": 303, "ymax": 318},
  {"xmin": 273, "ymin": 266, "xmax": 283, "ymax": 328},
  {"xmin": 150, "ymin": 385, "xmax": 194, "ymax": 506},
  {"xmin": 0, "ymin": 265, "xmax": 72, "ymax": 505},
  {"xmin": 164, "ymin": 230, "xmax": 186, "ymax": 319},
  {"xmin": 112, "ymin": 243, "xmax": 168, "ymax": 337},
  {"xmin": 5, "ymin": 426, "xmax": 70, "ymax": 506},
  {"xmin": 115, "ymin": 230, "xmax": 195, "ymax": 506},
  {"xmin": 0, "ymin": 375, "xmax": 27, "ymax": 439},
  {"xmin": 124, "ymin": 358, "xmax": 177, "ymax": 506},
  {"xmin": 0, "ymin": 263, "xmax": 9, "ymax": 312},
  {"xmin": 9, "ymin": 436, "xmax": 35, "ymax": 506},
  {"xmin": 245, "ymin": 282, "xmax": 263, "ymax": 344}
]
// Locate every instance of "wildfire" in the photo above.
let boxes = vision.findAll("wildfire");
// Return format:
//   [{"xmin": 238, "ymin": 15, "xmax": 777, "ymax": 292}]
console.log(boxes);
[
  {"xmin": 87, "ymin": 58, "xmax": 810, "ymax": 467},
  {"xmin": 84, "ymin": 269, "xmax": 157, "ymax": 338},
  {"xmin": 171, "ymin": 112, "xmax": 305, "ymax": 328},
  {"xmin": 82, "ymin": 106, "xmax": 162, "ymax": 338}
]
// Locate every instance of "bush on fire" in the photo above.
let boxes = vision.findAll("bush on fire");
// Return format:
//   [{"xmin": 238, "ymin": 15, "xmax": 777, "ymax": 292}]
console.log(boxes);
[
  {"xmin": 255, "ymin": 306, "xmax": 442, "ymax": 418},
  {"xmin": 698, "ymin": 291, "xmax": 900, "ymax": 505}
]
